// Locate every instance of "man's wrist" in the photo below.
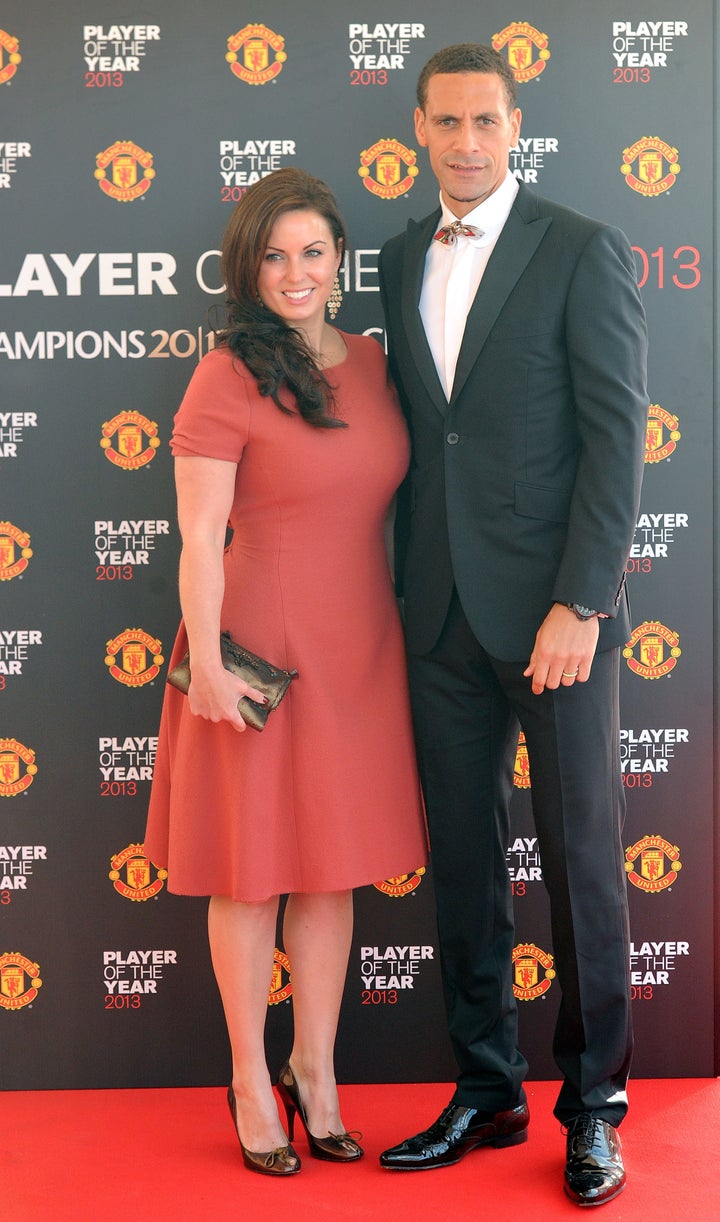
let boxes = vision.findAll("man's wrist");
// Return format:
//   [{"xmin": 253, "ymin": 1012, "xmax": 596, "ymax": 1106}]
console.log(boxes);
[{"xmin": 559, "ymin": 602, "xmax": 598, "ymax": 621}]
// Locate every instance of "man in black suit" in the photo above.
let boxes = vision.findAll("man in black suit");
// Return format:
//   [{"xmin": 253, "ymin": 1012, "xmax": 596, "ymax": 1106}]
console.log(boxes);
[{"xmin": 378, "ymin": 44, "xmax": 647, "ymax": 1207}]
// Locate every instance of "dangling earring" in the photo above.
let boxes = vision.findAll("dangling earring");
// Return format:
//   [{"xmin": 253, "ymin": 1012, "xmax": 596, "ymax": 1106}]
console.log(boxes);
[{"xmin": 327, "ymin": 276, "xmax": 342, "ymax": 321}]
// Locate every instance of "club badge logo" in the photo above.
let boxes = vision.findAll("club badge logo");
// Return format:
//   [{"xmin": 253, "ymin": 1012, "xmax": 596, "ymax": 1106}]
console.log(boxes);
[
  {"xmin": 625, "ymin": 835, "xmax": 682, "ymax": 893},
  {"xmin": 100, "ymin": 411, "xmax": 161, "ymax": 470},
  {"xmin": 0, "ymin": 952, "xmax": 42, "ymax": 1010},
  {"xmin": 109, "ymin": 844, "xmax": 167, "ymax": 901},
  {"xmin": 226, "ymin": 24, "xmax": 286, "ymax": 85},
  {"xmin": 646, "ymin": 405, "xmax": 681, "ymax": 464},
  {"xmin": 623, "ymin": 622, "xmax": 681, "ymax": 680},
  {"xmin": 268, "ymin": 948, "xmax": 292, "ymax": 1004},
  {"xmin": 0, "ymin": 522, "xmax": 33, "ymax": 581},
  {"xmin": 358, "ymin": 139, "xmax": 418, "ymax": 199},
  {"xmin": 95, "ymin": 141, "xmax": 155, "ymax": 202},
  {"xmin": 373, "ymin": 868, "xmax": 426, "ymax": 897},
  {"xmin": 512, "ymin": 943, "xmax": 555, "ymax": 1000},
  {"xmin": 493, "ymin": 23, "xmax": 551, "ymax": 82},
  {"xmin": 621, "ymin": 137, "xmax": 681, "ymax": 196},
  {"xmin": 0, "ymin": 739, "xmax": 37, "ymax": 797},
  {"xmin": 105, "ymin": 629, "xmax": 164, "ymax": 687},
  {"xmin": 0, "ymin": 30, "xmax": 21, "ymax": 84},
  {"xmin": 513, "ymin": 731, "xmax": 531, "ymax": 789}
]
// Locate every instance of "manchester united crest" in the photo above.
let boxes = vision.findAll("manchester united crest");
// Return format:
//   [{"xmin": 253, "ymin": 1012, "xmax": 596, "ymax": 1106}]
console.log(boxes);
[
  {"xmin": 226, "ymin": 24, "xmax": 286, "ymax": 85},
  {"xmin": 268, "ymin": 948, "xmax": 292, "ymax": 1004},
  {"xmin": 513, "ymin": 731, "xmax": 531, "ymax": 789},
  {"xmin": 373, "ymin": 868, "xmax": 426, "ymax": 897},
  {"xmin": 109, "ymin": 844, "xmax": 167, "ymax": 901},
  {"xmin": 625, "ymin": 835, "xmax": 682, "ymax": 893},
  {"xmin": 621, "ymin": 137, "xmax": 681, "ymax": 196},
  {"xmin": 0, "ymin": 952, "xmax": 42, "ymax": 1010},
  {"xmin": 0, "ymin": 522, "xmax": 32, "ymax": 581},
  {"xmin": 493, "ymin": 23, "xmax": 551, "ymax": 82},
  {"xmin": 623, "ymin": 621, "xmax": 681, "ymax": 680},
  {"xmin": 646, "ymin": 405, "xmax": 681, "ymax": 464},
  {"xmin": 105, "ymin": 629, "xmax": 164, "ymax": 687},
  {"xmin": 512, "ymin": 943, "xmax": 555, "ymax": 1001},
  {"xmin": 0, "ymin": 29, "xmax": 21, "ymax": 84},
  {"xmin": 100, "ymin": 411, "xmax": 161, "ymax": 470},
  {"xmin": 95, "ymin": 141, "xmax": 155, "ymax": 202},
  {"xmin": 0, "ymin": 738, "xmax": 37, "ymax": 797},
  {"xmin": 358, "ymin": 139, "xmax": 418, "ymax": 199}
]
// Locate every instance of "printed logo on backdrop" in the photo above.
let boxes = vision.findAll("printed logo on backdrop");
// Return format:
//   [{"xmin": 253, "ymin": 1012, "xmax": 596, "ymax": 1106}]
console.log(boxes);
[
  {"xmin": 0, "ymin": 845, "xmax": 46, "ymax": 899},
  {"xmin": 0, "ymin": 522, "xmax": 32, "ymax": 581},
  {"xmin": 625, "ymin": 836, "xmax": 682, "ymax": 893},
  {"xmin": 226, "ymin": 25, "xmax": 286, "ymax": 85},
  {"xmin": 268, "ymin": 949, "xmax": 292, "ymax": 1004},
  {"xmin": 83, "ymin": 23, "xmax": 160, "ymax": 85},
  {"xmin": 0, "ymin": 952, "xmax": 41, "ymax": 1010},
  {"xmin": 630, "ymin": 938, "xmax": 689, "ymax": 996},
  {"xmin": 105, "ymin": 629, "xmax": 164, "ymax": 687},
  {"xmin": 0, "ymin": 142, "xmax": 31, "ymax": 191},
  {"xmin": 0, "ymin": 30, "xmax": 21, "ymax": 84},
  {"xmin": 219, "ymin": 139, "xmax": 297, "ymax": 202},
  {"xmin": 103, "ymin": 949, "xmax": 177, "ymax": 1007},
  {"xmin": 623, "ymin": 622, "xmax": 681, "ymax": 680},
  {"xmin": 95, "ymin": 141, "xmax": 155, "ymax": 202},
  {"xmin": 492, "ymin": 24, "xmax": 550, "ymax": 82},
  {"xmin": 507, "ymin": 838, "xmax": 542, "ymax": 895},
  {"xmin": 510, "ymin": 134, "xmax": 558, "ymax": 185},
  {"xmin": 109, "ymin": 844, "xmax": 167, "ymax": 900},
  {"xmin": 628, "ymin": 510, "xmax": 689, "ymax": 575},
  {"xmin": 611, "ymin": 20, "xmax": 689, "ymax": 82},
  {"xmin": 620, "ymin": 727, "xmax": 688, "ymax": 789},
  {"xmin": 99, "ymin": 736, "xmax": 156, "ymax": 797},
  {"xmin": 621, "ymin": 138, "xmax": 680, "ymax": 196},
  {"xmin": 646, "ymin": 405, "xmax": 681, "ymax": 463},
  {"xmin": 373, "ymin": 868, "xmax": 425, "ymax": 897},
  {"xmin": 512, "ymin": 943, "xmax": 555, "ymax": 1000},
  {"xmin": 100, "ymin": 412, "xmax": 160, "ymax": 470},
  {"xmin": 358, "ymin": 139, "xmax": 418, "ymax": 199},
  {"xmin": 0, "ymin": 739, "xmax": 37, "ymax": 797},
  {"xmin": 360, "ymin": 944, "xmax": 434, "ymax": 1004},
  {"xmin": 514, "ymin": 731, "xmax": 530, "ymax": 788},
  {"xmin": 348, "ymin": 22, "xmax": 425, "ymax": 83},
  {"xmin": 95, "ymin": 520, "xmax": 170, "ymax": 584},
  {"xmin": 0, "ymin": 630, "xmax": 42, "ymax": 685},
  {"xmin": 0, "ymin": 410, "xmax": 38, "ymax": 457}
]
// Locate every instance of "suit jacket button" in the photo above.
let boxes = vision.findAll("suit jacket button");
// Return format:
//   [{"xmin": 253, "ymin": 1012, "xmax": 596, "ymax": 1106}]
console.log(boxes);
[{"xmin": 447, "ymin": 432, "xmax": 459, "ymax": 445}]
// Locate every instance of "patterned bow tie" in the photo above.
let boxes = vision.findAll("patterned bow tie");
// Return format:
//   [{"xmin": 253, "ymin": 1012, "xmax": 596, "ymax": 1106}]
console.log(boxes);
[{"xmin": 433, "ymin": 220, "xmax": 484, "ymax": 245}]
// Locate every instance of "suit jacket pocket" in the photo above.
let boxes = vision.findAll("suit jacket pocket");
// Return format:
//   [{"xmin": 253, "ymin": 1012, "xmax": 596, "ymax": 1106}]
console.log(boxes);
[{"xmin": 514, "ymin": 481, "xmax": 572, "ymax": 523}]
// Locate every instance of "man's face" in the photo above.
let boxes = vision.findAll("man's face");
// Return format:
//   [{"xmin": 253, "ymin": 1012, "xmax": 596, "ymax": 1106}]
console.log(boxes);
[{"xmin": 414, "ymin": 71, "xmax": 521, "ymax": 216}]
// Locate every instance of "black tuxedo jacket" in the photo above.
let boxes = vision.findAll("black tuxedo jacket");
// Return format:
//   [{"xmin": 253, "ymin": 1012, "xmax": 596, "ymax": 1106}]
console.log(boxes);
[{"xmin": 379, "ymin": 183, "xmax": 648, "ymax": 661}]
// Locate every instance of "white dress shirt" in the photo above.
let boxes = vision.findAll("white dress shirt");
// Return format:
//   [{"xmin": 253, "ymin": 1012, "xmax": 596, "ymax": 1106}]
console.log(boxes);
[{"xmin": 419, "ymin": 170, "xmax": 519, "ymax": 399}]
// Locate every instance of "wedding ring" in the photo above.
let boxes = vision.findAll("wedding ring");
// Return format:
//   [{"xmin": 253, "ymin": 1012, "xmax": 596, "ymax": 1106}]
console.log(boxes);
[{"xmin": 562, "ymin": 668, "xmax": 579, "ymax": 678}]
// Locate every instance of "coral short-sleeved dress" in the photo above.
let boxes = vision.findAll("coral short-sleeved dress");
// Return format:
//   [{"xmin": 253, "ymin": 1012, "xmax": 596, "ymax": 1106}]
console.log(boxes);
[{"xmin": 143, "ymin": 333, "xmax": 428, "ymax": 902}]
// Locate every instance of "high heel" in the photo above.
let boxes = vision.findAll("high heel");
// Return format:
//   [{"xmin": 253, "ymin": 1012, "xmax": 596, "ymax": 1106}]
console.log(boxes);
[
  {"xmin": 226, "ymin": 1085, "xmax": 301, "ymax": 1176},
  {"xmin": 276, "ymin": 1061, "xmax": 364, "ymax": 1162}
]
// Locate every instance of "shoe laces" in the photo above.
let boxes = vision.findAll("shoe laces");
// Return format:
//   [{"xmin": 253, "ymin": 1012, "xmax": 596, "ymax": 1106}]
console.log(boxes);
[{"xmin": 563, "ymin": 1113, "xmax": 602, "ymax": 1150}]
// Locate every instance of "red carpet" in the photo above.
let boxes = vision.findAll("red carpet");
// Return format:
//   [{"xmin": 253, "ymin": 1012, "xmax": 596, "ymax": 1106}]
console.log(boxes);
[{"xmin": 6, "ymin": 1079, "xmax": 719, "ymax": 1220}]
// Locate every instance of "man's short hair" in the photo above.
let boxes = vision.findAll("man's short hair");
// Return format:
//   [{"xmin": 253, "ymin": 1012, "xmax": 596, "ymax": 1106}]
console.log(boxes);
[{"xmin": 416, "ymin": 43, "xmax": 518, "ymax": 112}]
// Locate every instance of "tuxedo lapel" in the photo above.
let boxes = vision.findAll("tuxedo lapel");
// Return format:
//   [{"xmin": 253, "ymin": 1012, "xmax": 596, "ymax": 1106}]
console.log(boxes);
[
  {"xmin": 450, "ymin": 195, "xmax": 551, "ymax": 405},
  {"xmin": 400, "ymin": 211, "xmax": 449, "ymax": 416}
]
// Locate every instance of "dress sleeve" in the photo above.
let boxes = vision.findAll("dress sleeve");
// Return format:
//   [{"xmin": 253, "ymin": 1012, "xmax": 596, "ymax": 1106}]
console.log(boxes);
[{"xmin": 171, "ymin": 346, "xmax": 253, "ymax": 462}]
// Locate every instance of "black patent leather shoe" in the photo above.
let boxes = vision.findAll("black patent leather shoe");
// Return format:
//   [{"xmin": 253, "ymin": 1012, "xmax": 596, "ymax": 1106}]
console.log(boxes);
[
  {"xmin": 563, "ymin": 1114, "xmax": 626, "ymax": 1206},
  {"xmin": 379, "ymin": 1100, "xmax": 529, "ymax": 1170}
]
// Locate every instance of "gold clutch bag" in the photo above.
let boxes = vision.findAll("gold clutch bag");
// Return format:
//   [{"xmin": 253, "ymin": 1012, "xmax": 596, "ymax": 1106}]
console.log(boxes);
[{"xmin": 167, "ymin": 631, "xmax": 298, "ymax": 732}]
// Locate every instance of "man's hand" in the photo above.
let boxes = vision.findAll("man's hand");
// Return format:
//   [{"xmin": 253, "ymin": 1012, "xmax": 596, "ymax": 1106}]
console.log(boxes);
[{"xmin": 523, "ymin": 603, "xmax": 600, "ymax": 694}]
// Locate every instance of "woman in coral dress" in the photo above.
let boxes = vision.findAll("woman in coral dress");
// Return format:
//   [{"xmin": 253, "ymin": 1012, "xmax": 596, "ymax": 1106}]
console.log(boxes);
[{"xmin": 144, "ymin": 169, "xmax": 427, "ymax": 1176}]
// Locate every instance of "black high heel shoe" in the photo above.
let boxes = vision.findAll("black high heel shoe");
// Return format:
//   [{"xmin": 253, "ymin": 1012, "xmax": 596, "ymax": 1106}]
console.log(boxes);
[
  {"xmin": 276, "ymin": 1061, "xmax": 364, "ymax": 1162},
  {"xmin": 226, "ymin": 1085, "xmax": 301, "ymax": 1176}
]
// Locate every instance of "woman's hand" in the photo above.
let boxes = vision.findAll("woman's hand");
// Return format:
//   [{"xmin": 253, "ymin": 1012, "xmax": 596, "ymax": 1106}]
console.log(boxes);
[{"xmin": 187, "ymin": 663, "xmax": 268, "ymax": 733}]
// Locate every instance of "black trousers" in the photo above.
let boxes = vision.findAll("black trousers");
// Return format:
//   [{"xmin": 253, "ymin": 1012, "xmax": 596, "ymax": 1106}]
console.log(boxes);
[{"xmin": 407, "ymin": 589, "xmax": 633, "ymax": 1125}]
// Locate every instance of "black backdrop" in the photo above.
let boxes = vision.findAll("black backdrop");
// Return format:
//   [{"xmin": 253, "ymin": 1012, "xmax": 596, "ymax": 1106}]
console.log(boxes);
[{"xmin": 1, "ymin": 0, "xmax": 717, "ymax": 1090}]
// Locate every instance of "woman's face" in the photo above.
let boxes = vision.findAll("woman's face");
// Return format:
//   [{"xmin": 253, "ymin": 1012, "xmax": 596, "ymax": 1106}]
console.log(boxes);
[{"xmin": 256, "ymin": 209, "xmax": 342, "ymax": 331}]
